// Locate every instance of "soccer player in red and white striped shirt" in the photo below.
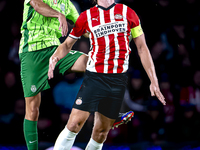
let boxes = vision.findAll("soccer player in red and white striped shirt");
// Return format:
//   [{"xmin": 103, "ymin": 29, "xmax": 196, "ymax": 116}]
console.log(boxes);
[{"xmin": 48, "ymin": 0, "xmax": 166, "ymax": 149}]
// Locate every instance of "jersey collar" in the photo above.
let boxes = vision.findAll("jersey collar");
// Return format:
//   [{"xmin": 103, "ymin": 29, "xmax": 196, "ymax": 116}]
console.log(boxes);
[{"xmin": 96, "ymin": 3, "xmax": 116, "ymax": 10}]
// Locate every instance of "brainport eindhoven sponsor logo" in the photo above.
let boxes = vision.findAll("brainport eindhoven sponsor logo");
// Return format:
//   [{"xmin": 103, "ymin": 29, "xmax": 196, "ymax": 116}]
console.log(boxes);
[{"xmin": 93, "ymin": 21, "xmax": 127, "ymax": 38}]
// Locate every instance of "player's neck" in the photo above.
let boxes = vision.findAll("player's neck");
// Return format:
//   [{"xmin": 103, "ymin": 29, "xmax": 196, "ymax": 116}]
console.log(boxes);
[{"xmin": 97, "ymin": 0, "xmax": 115, "ymax": 8}]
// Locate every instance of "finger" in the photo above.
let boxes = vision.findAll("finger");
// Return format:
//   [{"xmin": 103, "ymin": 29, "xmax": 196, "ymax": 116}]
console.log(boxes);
[
  {"xmin": 150, "ymin": 88, "xmax": 155, "ymax": 96},
  {"xmin": 48, "ymin": 67, "xmax": 53, "ymax": 79},
  {"xmin": 63, "ymin": 26, "xmax": 66, "ymax": 37},
  {"xmin": 61, "ymin": 26, "xmax": 64, "ymax": 37},
  {"xmin": 48, "ymin": 62, "xmax": 55, "ymax": 79},
  {"xmin": 64, "ymin": 25, "xmax": 68, "ymax": 37},
  {"xmin": 65, "ymin": 23, "xmax": 68, "ymax": 36},
  {"xmin": 156, "ymin": 91, "xmax": 166, "ymax": 105}
]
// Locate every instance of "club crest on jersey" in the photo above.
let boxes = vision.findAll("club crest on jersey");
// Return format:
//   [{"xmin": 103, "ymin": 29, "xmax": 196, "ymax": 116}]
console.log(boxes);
[
  {"xmin": 76, "ymin": 97, "xmax": 82, "ymax": 105},
  {"xmin": 53, "ymin": 0, "xmax": 57, "ymax": 4},
  {"xmin": 114, "ymin": 14, "xmax": 123, "ymax": 20}
]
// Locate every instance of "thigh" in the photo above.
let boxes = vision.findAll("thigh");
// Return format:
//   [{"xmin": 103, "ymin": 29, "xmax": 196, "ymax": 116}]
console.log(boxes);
[
  {"xmin": 70, "ymin": 54, "xmax": 88, "ymax": 72},
  {"xmin": 93, "ymin": 112, "xmax": 115, "ymax": 130},
  {"xmin": 72, "ymin": 71, "xmax": 109, "ymax": 113},
  {"xmin": 19, "ymin": 47, "xmax": 56, "ymax": 97},
  {"xmin": 98, "ymin": 74, "xmax": 128, "ymax": 119},
  {"xmin": 54, "ymin": 50, "xmax": 85, "ymax": 75},
  {"xmin": 91, "ymin": 112, "xmax": 115, "ymax": 143}
]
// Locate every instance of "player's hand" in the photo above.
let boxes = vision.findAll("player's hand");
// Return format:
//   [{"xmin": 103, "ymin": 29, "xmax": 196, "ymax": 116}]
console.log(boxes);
[
  {"xmin": 150, "ymin": 82, "xmax": 166, "ymax": 105},
  {"xmin": 48, "ymin": 56, "xmax": 59, "ymax": 79},
  {"xmin": 58, "ymin": 13, "xmax": 68, "ymax": 37}
]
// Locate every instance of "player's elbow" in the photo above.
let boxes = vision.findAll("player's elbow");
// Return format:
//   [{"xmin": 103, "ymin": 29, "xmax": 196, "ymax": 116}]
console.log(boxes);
[
  {"xmin": 30, "ymin": 0, "xmax": 40, "ymax": 12},
  {"xmin": 137, "ymin": 45, "xmax": 145, "ymax": 56}
]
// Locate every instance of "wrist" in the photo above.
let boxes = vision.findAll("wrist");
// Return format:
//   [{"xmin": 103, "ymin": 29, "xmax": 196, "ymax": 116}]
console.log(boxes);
[
  {"xmin": 58, "ymin": 13, "xmax": 65, "ymax": 19},
  {"xmin": 150, "ymin": 77, "xmax": 158, "ymax": 85}
]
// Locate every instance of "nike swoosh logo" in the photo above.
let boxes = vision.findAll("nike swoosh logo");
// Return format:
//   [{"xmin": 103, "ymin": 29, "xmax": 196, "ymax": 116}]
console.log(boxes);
[{"xmin": 29, "ymin": 140, "xmax": 37, "ymax": 144}]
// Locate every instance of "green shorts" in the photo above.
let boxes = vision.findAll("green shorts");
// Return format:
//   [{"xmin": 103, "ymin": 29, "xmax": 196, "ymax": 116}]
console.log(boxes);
[{"xmin": 19, "ymin": 46, "xmax": 84, "ymax": 97}]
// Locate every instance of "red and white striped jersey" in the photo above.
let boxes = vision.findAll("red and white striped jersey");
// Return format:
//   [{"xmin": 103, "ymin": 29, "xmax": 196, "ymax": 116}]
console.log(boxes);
[{"xmin": 69, "ymin": 3, "xmax": 142, "ymax": 74}]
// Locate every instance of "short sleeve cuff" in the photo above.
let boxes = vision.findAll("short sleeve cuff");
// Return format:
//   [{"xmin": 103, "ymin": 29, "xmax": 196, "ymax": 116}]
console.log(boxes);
[{"xmin": 69, "ymin": 34, "xmax": 81, "ymax": 39}]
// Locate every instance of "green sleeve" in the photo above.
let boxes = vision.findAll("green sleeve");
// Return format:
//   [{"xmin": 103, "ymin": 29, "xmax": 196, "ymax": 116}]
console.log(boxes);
[{"xmin": 66, "ymin": 1, "xmax": 80, "ymax": 24}]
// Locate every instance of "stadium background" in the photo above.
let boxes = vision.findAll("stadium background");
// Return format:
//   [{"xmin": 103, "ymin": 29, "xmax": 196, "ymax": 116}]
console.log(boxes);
[{"xmin": 0, "ymin": 0, "xmax": 200, "ymax": 149}]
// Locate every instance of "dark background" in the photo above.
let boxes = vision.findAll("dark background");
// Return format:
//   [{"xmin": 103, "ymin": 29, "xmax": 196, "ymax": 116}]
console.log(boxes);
[{"xmin": 0, "ymin": 0, "xmax": 200, "ymax": 149}]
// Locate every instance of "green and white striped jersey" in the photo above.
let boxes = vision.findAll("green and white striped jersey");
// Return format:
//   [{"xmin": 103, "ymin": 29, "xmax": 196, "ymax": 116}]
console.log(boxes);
[{"xmin": 19, "ymin": 0, "xmax": 79, "ymax": 53}]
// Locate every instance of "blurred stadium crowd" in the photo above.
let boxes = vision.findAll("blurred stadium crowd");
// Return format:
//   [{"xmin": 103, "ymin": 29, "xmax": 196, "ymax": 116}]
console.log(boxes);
[{"xmin": 0, "ymin": 0, "xmax": 200, "ymax": 149}]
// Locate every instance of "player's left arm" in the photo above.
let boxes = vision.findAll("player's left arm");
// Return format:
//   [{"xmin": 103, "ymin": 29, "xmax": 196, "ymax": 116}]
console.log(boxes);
[
  {"xmin": 133, "ymin": 34, "xmax": 166, "ymax": 105},
  {"xmin": 128, "ymin": 6, "xmax": 165, "ymax": 105},
  {"xmin": 48, "ymin": 37, "xmax": 77, "ymax": 79}
]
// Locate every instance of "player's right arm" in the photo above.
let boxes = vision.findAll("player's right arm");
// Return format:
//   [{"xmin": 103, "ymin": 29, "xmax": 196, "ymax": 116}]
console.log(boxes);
[
  {"xmin": 48, "ymin": 11, "xmax": 87, "ymax": 79},
  {"xmin": 29, "ymin": 0, "xmax": 68, "ymax": 36},
  {"xmin": 48, "ymin": 37, "xmax": 78, "ymax": 79}
]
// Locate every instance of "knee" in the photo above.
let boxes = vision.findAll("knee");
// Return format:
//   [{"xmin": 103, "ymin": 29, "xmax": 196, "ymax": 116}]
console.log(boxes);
[
  {"xmin": 28, "ymin": 106, "xmax": 39, "ymax": 120},
  {"xmin": 67, "ymin": 121, "xmax": 83, "ymax": 133},
  {"xmin": 25, "ymin": 96, "xmax": 40, "ymax": 121},
  {"xmin": 26, "ymin": 105, "xmax": 39, "ymax": 121},
  {"xmin": 93, "ymin": 128, "xmax": 109, "ymax": 143}
]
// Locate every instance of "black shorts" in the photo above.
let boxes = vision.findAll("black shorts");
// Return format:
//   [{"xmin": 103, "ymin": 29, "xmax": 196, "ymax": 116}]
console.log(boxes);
[{"xmin": 73, "ymin": 70, "xmax": 128, "ymax": 119}]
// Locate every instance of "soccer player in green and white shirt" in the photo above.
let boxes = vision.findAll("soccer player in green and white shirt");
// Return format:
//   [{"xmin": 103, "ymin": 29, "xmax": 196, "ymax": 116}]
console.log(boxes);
[{"xmin": 19, "ymin": 0, "xmax": 88, "ymax": 149}]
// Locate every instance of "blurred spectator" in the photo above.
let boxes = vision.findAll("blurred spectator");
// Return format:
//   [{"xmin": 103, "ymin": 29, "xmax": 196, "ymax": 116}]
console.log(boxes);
[
  {"xmin": 160, "ymin": 73, "xmax": 175, "ymax": 124},
  {"xmin": 37, "ymin": 89, "xmax": 61, "ymax": 143},
  {"xmin": 122, "ymin": 69, "xmax": 148, "ymax": 112},
  {"xmin": 177, "ymin": 105, "xmax": 200, "ymax": 142},
  {"xmin": 121, "ymin": 69, "xmax": 149, "ymax": 143},
  {"xmin": 9, "ymin": 98, "xmax": 26, "ymax": 144},
  {"xmin": 53, "ymin": 73, "xmax": 83, "ymax": 111},
  {"xmin": 143, "ymin": 98, "xmax": 165, "ymax": 143},
  {"xmin": 159, "ymin": 73, "xmax": 176, "ymax": 141},
  {"xmin": 8, "ymin": 39, "xmax": 20, "ymax": 65},
  {"xmin": 180, "ymin": 70, "xmax": 200, "ymax": 114},
  {"xmin": 1, "ymin": 68, "xmax": 23, "ymax": 114}
]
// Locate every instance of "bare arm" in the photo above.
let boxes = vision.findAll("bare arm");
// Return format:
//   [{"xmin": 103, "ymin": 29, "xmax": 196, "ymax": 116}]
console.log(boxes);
[
  {"xmin": 30, "ymin": 0, "xmax": 68, "ymax": 36},
  {"xmin": 48, "ymin": 37, "xmax": 78, "ymax": 79},
  {"xmin": 30, "ymin": 0, "xmax": 61, "ymax": 17},
  {"xmin": 133, "ymin": 34, "xmax": 166, "ymax": 105}
]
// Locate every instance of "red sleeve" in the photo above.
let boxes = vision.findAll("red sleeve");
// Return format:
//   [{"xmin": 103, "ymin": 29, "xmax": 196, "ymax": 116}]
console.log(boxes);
[
  {"xmin": 69, "ymin": 11, "xmax": 88, "ymax": 39},
  {"xmin": 127, "ymin": 7, "xmax": 140, "ymax": 29}
]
